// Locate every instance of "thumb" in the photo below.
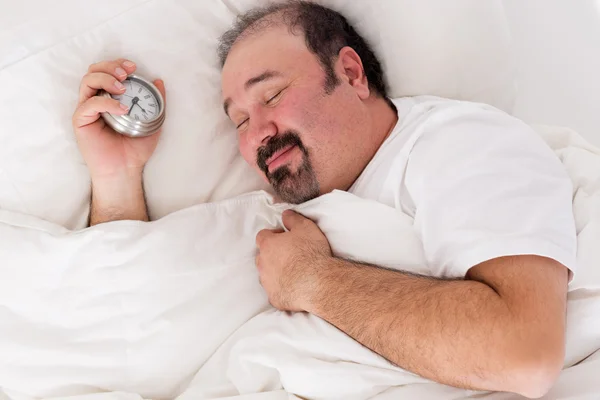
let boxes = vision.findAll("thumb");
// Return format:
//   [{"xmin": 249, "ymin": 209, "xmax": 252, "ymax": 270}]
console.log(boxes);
[
  {"xmin": 282, "ymin": 210, "xmax": 309, "ymax": 231},
  {"xmin": 153, "ymin": 79, "xmax": 166, "ymax": 102}
]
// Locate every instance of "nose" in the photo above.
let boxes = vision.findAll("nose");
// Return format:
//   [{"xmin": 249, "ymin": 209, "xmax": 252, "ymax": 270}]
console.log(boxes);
[{"xmin": 247, "ymin": 112, "xmax": 277, "ymax": 148}]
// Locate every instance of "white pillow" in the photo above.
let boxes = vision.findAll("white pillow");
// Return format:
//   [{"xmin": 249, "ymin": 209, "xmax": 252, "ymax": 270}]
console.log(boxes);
[
  {"xmin": 0, "ymin": 0, "xmax": 515, "ymax": 229},
  {"xmin": 228, "ymin": 0, "xmax": 516, "ymax": 109}
]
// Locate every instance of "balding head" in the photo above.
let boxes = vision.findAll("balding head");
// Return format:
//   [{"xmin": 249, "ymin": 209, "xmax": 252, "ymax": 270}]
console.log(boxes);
[
  {"xmin": 218, "ymin": 1, "xmax": 397, "ymax": 204},
  {"xmin": 218, "ymin": 1, "xmax": 389, "ymax": 97}
]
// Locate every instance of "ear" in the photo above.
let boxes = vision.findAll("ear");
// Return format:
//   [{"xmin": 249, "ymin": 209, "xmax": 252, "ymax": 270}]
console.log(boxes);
[{"xmin": 337, "ymin": 46, "xmax": 370, "ymax": 100}]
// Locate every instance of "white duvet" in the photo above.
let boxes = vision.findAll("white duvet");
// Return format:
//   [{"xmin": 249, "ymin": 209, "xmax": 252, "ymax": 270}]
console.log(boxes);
[{"xmin": 0, "ymin": 124, "xmax": 599, "ymax": 400}]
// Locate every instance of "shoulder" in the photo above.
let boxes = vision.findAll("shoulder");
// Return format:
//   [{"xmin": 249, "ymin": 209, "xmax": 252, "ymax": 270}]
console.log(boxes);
[
  {"xmin": 387, "ymin": 95, "xmax": 540, "ymax": 152},
  {"xmin": 401, "ymin": 96, "xmax": 572, "ymax": 219},
  {"xmin": 386, "ymin": 95, "xmax": 565, "ymax": 190},
  {"xmin": 395, "ymin": 98, "xmax": 576, "ymax": 278},
  {"xmin": 397, "ymin": 96, "xmax": 559, "ymax": 176},
  {"xmin": 390, "ymin": 95, "xmax": 519, "ymax": 130}
]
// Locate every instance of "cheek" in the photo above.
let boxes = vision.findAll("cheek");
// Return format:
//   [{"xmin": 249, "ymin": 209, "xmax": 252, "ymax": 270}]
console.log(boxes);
[{"xmin": 238, "ymin": 134, "xmax": 255, "ymax": 165}]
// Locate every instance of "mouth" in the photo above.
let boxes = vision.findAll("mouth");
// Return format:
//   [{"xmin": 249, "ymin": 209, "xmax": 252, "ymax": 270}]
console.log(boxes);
[{"xmin": 266, "ymin": 145, "xmax": 297, "ymax": 172}]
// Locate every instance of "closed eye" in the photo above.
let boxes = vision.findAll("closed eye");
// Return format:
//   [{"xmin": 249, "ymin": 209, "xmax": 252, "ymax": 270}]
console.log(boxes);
[
  {"xmin": 266, "ymin": 90, "xmax": 284, "ymax": 105},
  {"xmin": 236, "ymin": 118, "xmax": 249, "ymax": 129}
]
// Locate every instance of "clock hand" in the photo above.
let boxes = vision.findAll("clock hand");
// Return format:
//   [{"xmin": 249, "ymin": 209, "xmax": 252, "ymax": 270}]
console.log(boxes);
[
  {"xmin": 127, "ymin": 97, "xmax": 140, "ymax": 115},
  {"xmin": 128, "ymin": 97, "xmax": 140, "ymax": 116}
]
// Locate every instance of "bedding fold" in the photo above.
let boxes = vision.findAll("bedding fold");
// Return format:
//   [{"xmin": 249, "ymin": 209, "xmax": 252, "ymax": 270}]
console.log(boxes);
[{"xmin": 0, "ymin": 125, "xmax": 599, "ymax": 400}]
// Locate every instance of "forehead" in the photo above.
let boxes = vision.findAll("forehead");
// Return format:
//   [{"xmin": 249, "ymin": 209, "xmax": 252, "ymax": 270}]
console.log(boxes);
[{"xmin": 221, "ymin": 25, "xmax": 320, "ymax": 96}]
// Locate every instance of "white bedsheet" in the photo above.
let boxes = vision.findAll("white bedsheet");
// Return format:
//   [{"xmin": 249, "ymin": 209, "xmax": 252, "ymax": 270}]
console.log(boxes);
[{"xmin": 0, "ymin": 124, "xmax": 599, "ymax": 400}]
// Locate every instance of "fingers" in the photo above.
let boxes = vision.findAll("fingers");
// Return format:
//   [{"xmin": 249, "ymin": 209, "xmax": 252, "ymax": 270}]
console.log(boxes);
[
  {"xmin": 79, "ymin": 72, "xmax": 127, "ymax": 104},
  {"xmin": 150, "ymin": 79, "xmax": 167, "ymax": 137},
  {"xmin": 255, "ymin": 228, "xmax": 284, "ymax": 247},
  {"xmin": 153, "ymin": 79, "xmax": 166, "ymax": 103},
  {"xmin": 282, "ymin": 209, "xmax": 310, "ymax": 231},
  {"xmin": 79, "ymin": 59, "xmax": 137, "ymax": 105},
  {"xmin": 73, "ymin": 96, "xmax": 129, "ymax": 128},
  {"xmin": 87, "ymin": 58, "xmax": 136, "ymax": 77}
]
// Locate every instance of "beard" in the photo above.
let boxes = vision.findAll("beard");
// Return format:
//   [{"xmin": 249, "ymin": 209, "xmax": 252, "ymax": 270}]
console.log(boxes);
[{"xmin": 256, "ymin": 131, "xmax": 320, "ymax": 204}]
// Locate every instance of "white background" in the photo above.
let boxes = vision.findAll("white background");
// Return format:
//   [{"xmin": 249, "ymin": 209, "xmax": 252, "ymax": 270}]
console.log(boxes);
[{"xmin": 504, "ymin": 0, "xmax": 600, "ymax": 147}]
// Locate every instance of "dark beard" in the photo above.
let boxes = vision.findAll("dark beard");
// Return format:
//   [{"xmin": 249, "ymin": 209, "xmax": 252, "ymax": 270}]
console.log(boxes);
[{"xmin": 256, "ymin": 131, "xmax": 320, "ymax": 204}]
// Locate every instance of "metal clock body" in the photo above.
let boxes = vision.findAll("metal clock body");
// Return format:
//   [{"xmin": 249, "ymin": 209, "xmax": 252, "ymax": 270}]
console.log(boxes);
[{"xmin": 99, "ymin": 74, "xmax": 165, "ymax": 137}]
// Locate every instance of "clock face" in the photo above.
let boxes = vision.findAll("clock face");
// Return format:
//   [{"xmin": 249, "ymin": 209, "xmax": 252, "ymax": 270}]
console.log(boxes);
[{"xmin": 112, "ymin": 78, "xmax": 160, "ymax": 122}]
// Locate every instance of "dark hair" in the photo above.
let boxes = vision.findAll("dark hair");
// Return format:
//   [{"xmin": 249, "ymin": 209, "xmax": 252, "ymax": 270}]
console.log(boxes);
[{"xmin": 218, "ymin": 0, "xmax": 389, "ymax": 99}]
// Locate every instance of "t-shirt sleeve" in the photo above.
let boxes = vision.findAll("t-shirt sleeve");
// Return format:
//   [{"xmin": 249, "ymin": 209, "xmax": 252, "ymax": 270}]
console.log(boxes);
[{"xmin": 404, "ymin": 104, "xmax": 577, "ymax": 279}]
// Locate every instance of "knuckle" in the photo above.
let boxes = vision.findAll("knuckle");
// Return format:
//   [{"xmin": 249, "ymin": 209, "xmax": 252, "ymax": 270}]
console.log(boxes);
[
  {"xmin": 72, "ymin": 105, "xmax": 85, "ymax": 124},
  {"xmin": 86, "ymin": 97, "xmax": 103, "ymax": 110},
  {"xmin": 81, "ymin": 73, "xmax": 92, "ymax": 85},
  {"xmin": 103, "ymin": 98, "xmax": 116, "ymax": 109},
  {"xmin": 87, "ymin": 61, "xmax": 102, "ymax": 72},
  {"xmin": 86, "ymin": 96, "xmax": 99, "ymax": 106},
  {"xmin": 110, "ymin": 61, "xmax": 121, "ymax": 71},
  {"xmin": 83, "ymin": 72, "xmax": 102, "ymax": 87},
  {"xmin": 73, "ymin": 101, "xmax": 84, "ymax": 115}
]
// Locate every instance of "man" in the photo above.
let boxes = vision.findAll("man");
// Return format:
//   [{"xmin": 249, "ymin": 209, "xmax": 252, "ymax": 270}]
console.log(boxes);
[{"xmin": 72, "ymin": 1, "xmax": 577, "ymax": 398}]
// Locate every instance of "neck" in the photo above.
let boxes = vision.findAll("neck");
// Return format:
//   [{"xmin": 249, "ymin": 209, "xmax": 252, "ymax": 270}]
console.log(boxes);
[
  {"xmin": 340, "ymin": 96, "xmax": 399, "ymax": 192},
  {"xmin": 321, "ymin": 96, "xmax": 399, "ymax": 195},
  {"xmin": 372, "ymin": 97, "xmax": 399, "ymax": 147},
  {"xmin": 359, "ymin": 96, "xmax": 398, "ymax": 172}
]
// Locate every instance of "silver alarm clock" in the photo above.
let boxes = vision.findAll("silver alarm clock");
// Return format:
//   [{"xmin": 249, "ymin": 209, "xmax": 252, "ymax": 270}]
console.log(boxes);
[{"xmin": 99, "ymin": 74, "xmax": 165, "ymax": 137}]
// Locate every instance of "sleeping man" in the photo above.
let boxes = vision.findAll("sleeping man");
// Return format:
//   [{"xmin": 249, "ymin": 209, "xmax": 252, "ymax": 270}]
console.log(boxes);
[{"xmin": 72, "ymin": 1, "xmax": 577, "ymax": 398}]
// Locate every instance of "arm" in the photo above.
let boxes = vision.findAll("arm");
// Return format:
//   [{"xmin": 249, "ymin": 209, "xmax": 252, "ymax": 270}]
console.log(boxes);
[
  {"xmin": 256, "ymin": 210, "xmax": 570, "ymax": 399},
  {"xmin": 305, "ymin": 254, "xmax": 568, "ymax": 398},
  {"xmin": 71, "ymin": 58, "xmax": 167, "ymax": 226},
  {"xmin": 90, "ymin": 169, "xmax": 149, "ymax": 225},
  {"xmin": 256, "ymin": 108, "xmax": 576, "ymax": 397}
]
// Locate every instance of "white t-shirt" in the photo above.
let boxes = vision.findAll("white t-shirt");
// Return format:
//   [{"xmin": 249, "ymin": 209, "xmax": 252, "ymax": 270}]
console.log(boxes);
[{"xmin": 349, "ymin": 96, "xmax": 577, "ymax": 279}]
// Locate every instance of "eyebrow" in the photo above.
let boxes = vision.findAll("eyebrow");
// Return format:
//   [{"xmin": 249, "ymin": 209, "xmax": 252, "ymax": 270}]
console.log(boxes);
[{"xmin": 223, "ymin": 70, "xmax": 282, "ymax": 117}]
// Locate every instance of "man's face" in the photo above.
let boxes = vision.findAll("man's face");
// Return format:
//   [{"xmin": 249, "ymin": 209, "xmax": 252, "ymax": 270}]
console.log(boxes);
[{"xmin": 221, "ymin": 25, "xmax": 370, "ymax": 204}]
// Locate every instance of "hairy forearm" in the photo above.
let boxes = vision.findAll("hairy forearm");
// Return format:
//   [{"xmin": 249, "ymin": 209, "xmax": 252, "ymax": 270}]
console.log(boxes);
[
  {"xmin": 306, "ymin": 258, "xmax": 562, "ymax": 397},
  {"xmin": 90, "ymin": 169, "xmax": 149, "ymax": 226}
]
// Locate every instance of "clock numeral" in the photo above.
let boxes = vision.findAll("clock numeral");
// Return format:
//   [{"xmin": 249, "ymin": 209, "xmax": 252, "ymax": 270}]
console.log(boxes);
[
  {"xmin": 134, "ymin": 115, "xmax": 140, "ymax": 121},
  {"xmin": 143, "ymin": 114, "xmax": 148, "ymax": 120},
  {"xmin": 144, "ymin": 95, "xmax": 151, "ymax": 99},
  {"xmin": 148, "ymin": 103, "xmax": 156, "ymax": 107}
]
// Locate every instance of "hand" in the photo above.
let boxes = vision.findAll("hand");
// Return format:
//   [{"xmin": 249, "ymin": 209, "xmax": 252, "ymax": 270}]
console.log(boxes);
[
  {"xmin": 72, "ymin": 58, "xmax": 167, "ymax": 180},
  {"xmin": 255, "ymin": 210, "xmax": 333, "ymax": 312}
]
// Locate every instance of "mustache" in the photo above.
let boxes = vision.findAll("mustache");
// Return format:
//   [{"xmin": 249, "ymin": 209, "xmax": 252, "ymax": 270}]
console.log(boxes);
[{"xmin": 256, "ymin": 131, "xmax": 305, "ymax": 175}]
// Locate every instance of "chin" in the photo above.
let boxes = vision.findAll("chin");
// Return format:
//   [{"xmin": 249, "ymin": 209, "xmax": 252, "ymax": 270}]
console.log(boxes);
[{"xmin": 272, "ymin": 172, "xmax": 320, "ymax": 204}]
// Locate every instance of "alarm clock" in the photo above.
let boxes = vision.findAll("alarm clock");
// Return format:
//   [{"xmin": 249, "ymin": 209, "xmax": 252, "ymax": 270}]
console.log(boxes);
[{"xmin": 99, "ymin": 74, "xmax": 165, "ymax": 137}]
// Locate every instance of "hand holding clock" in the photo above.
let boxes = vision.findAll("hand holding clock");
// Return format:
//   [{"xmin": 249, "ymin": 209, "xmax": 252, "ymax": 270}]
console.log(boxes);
[
  {"xmin": 72, "ymin": 58, "xmax": 166, "ymax": 179},
  {"xmin": 71, "ymin": 58, "xmax": 167, "ymax": 225}
]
